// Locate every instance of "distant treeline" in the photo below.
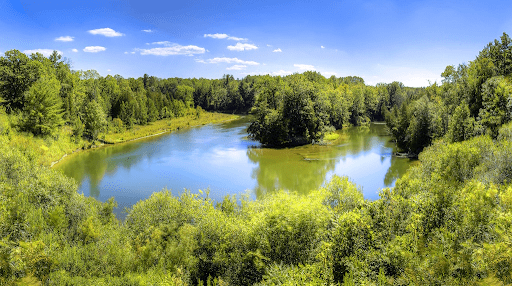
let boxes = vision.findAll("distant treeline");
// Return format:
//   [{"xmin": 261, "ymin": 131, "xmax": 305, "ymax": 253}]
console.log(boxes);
[
  {"xmin": 247, "ymin": 73, "xmax": 419, "ymax": 146},
  {"xmin": 0, "ymin": 49, "xmax": 421, "ymax": 145}
]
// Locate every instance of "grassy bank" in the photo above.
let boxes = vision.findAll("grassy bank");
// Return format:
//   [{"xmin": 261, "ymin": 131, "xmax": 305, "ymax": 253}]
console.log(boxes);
[
  {"xmin": 0, "ymin": 109, "xmax": 238, "ymax": 167},
  {"xmin": 102, "ymin": 112, "xmax": 239, "ymax": 144}
]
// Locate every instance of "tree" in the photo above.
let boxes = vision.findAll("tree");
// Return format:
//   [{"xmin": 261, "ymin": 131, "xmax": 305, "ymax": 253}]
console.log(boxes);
[
  {"xmin": 175, "ymin": 85, "xmax": 194, "ymax": 108},
  {"xmin": 21, "ymin": 73, "xmax": 64, "ymax": 136},
  {"xmin": 283, "ymin": 76, "xmax": 322, "ymax": 143},
  {"xmin": 147, "ymin": 98, "xmax": 159, "ymax": 122},
  {"xmin": 448, "ymin": 103, "xmax": 474, "ymax": 142},
  {"xmin": 239, "ymin": 76, "xmax": 256, "ymax": 110},
  {"xmin": 0, "ymin": 50, "xmax": 41, "ymax": 112},
  {"xmin": 349, "ymin": 85, "xmax": 367, "ymax": 125},
  {"xmin": 479, "ymin": 32, "xmax": 512, "ymax": 76},
  {"xmin": 83, "ymin": 100, "xmax": 107, "ymax": 140},
  {"xmin": 406, "ymin": 96, "xmax": 433, "ymax": 154},
  {"xmin": 119, "ymin": 100, "xmax": 135, "ymax": 129},
  {"xmin": 479, "ymin": 76, "xmax": 512, "ymax": 137}
]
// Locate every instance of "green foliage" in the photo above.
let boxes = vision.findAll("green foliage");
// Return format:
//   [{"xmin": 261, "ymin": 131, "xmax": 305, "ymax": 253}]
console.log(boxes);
[
  {"xmin": 248, "ymin": 73, "xmax": 398, "ymax": 146},
  {"xmin": 119, "ymin": 100, "xmax": 136, "ymax": 129},
  {"xmin": 21, "ymin": 73, "xmax": 64, "ymax": 136},
  {"xmin": 0, "ymin": 50, "xmax": 41, "ymax": 112},
  {"xmin": 111, "ymin": 117, "xmax": 124, "ymax": 133},
  {"xmin": 479, "ymin": 76, "xmax": 512, "ymax": 136},
  {"xmin": 386, "ymin": 33, "xmax": 512, "ymax": 155},
  {"xmin": 2, "ymin": 128, "xmax": 512, "ymax": 284},
  {"xmin": 83, "ymin": 99, "xmax": 107, "ymax": 140},
  {"xmin": 321, "ymin": 175, "xmax": 364, "ymax": 213},
  {"xmin": 447, "ymin": 102, "xmax": 475, "ymax": 142}
]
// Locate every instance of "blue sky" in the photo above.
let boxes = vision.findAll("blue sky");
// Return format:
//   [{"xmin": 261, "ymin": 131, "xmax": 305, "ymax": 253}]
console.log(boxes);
[{"xmin": 1, "ymin": 0, "xmax": 511, "ymax": 87}]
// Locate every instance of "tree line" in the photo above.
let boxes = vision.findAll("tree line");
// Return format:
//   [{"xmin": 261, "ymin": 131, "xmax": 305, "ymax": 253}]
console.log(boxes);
[
  {"xmin": 247, "ymin": 73, "xmax": 421, "ymax": 146},
  {"xmin": 385, "ymin": 32, "xmax": 512, "ymax": 155},
  {"xmin": 0, "ymin": 51, "xmax": 255, "ymax": 141},
  {"xmin": 0, "ymin": 49, "xmax": 423, "ymax": 146}
]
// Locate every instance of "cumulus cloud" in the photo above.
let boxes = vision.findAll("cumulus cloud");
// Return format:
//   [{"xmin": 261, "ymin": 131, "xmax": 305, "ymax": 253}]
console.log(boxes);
[
  {"xmin": 227, "ymin": 43, "xmax": 258, "ymax": 51},
  {"xmin": 23, "ymin": 49, "xmax": 63, "ymax": 57},
  {"xmin": 137, "ymin": 44, "xmax": 205, "ymax": 56},
  {"xmin": 294, "ymin": 64, "xmax": 316, "ymax": 71},
  {"xmin": 226, "ymin": 65, "xmax": 247, "ymax": 70},
  {"xmin": 321, "ymin": 46, "xmax": 325, "ymax": 49},
  {"xmin": 88, "ymin": 28, "xmax": 124, "ymax": 37},
  {"xmin": 204, "ymin": 33, "xmax": 247, "ymax": 41},
  {"xmin": 198, "ymin": 57, "xmax": 259, "ymax": 65},
  {"xmin": 71, "ymin": 49, "xmax": 78, "ymax": 52},
  {"xmin": 273, "ymin": 48, "xmax": 282, "ymax": 52},
  {"xmin": 83, "ymin": 46, "xmax": 106, "ymax": 53},
  {"xmin": 142, "ymin": 29, "xmax": 153, "ymax": 33},
  {"xmin": 55, "ymin": 36, "xmax": 74, "ymax": 42},
  {"xmin": 149, "ymin": 41, "xmax": 172, "ymax": 46}
]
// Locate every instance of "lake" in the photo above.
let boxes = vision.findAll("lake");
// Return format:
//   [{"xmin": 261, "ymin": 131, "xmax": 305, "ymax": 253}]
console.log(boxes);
[{"xmin": 55, "ymin": 117, "xmax": 414, "ymax": 215}]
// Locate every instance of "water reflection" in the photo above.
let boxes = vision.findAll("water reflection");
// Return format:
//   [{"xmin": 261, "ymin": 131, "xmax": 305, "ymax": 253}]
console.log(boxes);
[
  {"xmin": 247, "ymin": 146, "xmax": 338, "ymax": 198},
  {"xmin": 246, "ymin": 123, "xmax": 414, "ymax": 200},
  {"xmin": 57, "ymin": 135, "xmax": 162, "ymax": 198},
  {"xmin": 55, "ymin": 118, "xmax": 414, "ymax": 213}
]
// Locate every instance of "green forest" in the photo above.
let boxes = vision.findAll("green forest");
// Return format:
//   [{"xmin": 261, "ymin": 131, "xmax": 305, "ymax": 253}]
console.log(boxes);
[{"xmin": 0, "ymin": 33, "xmax": 512, "ymax": 285}]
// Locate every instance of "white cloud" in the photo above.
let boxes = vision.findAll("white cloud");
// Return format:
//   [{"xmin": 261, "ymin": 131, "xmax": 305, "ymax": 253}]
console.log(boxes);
[
  {"xmin": 200, "ymin": 57, "xmax": 259, "ymax": 65},
  {"xmin": 226, "ymin": 65, "xmax": 247, "ymax": 70},
  {"xmin": 267, "ymin": 44, "xmax": 272, "ymax": 47},
  {"xmin": 71, "ymin": 49, "xmax": 78, "ymax": 52},
  {"xmin": 124, "ymin": 51, "xmax": 129, "ymax": 54},
  {"xmin": 83, "ymin": 46, "xmax": 106, "ymax": 53},
  {"xmin": 227, "ymin": 43, "xmax": 258, "ymax": 51},
  {"xmin": 88, "ymin": 28, "xmax": 124, "ymax": 37},
  {"xmin": 272, "ymin": 70, "xmax": 294, "ymax": 76},
  {"xmin": 55, "ymin": 36, "xmax": 74, "ymax": 42},
  {"xmin": 142, "ymin": 29, "xmax": 153, "ymax": 33},
  {"xmin": 149, "ymin": 41, "xmax": 172, "ymax": 46},
  {"xmin": 321, "ymin": 46, "xmax": 325, "ymax": 49},
  {"xmin": 137, "ymin": 44, "xmax": 205, "ymax": 56},
  {"xmin": 23, "ymin": 49, "xmax": 63, "ymax": 57},
  {"xmin": 294, "ymin": 64, "xmax": 316, "ymax": 71},
  {"xmin": 204, "ymin": 33, "xmax": 247, "ymax": 41},
  {"xmin": 107, "ymin": 69, "xmax": 111, "ymax": 72},
  {"xmin": 131, "ymin": 51, "xmax": 135, "ymax": 54},
  {"xmin": 273, "ymin": 48, "xmax": 282, "ymax": 53}
]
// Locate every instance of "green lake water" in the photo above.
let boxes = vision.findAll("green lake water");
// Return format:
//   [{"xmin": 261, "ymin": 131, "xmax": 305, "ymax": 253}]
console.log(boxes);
[{"xmin": 55, "ymin": 117, "xmax": 414, "ymax": 215}]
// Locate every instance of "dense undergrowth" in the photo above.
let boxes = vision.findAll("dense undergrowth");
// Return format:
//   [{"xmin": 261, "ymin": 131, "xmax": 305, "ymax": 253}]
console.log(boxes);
[{"xmin": 2, "ymin": 113, "xmax": 512, "ymax": 285}]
